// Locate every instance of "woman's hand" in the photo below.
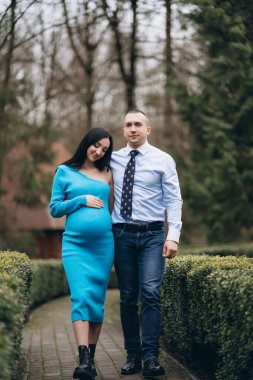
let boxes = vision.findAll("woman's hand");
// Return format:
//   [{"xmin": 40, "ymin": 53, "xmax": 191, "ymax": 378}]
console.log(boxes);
[{"xmin": 86, "ymin": 195, "xmax": 104, "ymax": 208}]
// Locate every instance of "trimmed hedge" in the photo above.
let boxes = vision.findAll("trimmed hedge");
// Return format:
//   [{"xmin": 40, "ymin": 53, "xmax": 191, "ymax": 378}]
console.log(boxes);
[
  {"xmin": 179, "ymin": 242, "xmax": 253, "ymax": 257},
  {"xmin": 161, "ymin": 256, "xmax": 253, "ymax": 380},
  {"xmin": 0, "ymin": 252, "xmax": 34, "ymax": 380},
  {"xmin": 0, "ymin": 255, "xmax": 70, "ymax": 380},
  {"xmin": 30, "ymin": 259, "xmax": 69, "ymax": 308}
]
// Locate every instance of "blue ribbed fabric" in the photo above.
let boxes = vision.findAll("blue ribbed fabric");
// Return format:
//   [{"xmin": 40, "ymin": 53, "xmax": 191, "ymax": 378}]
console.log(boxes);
[{"xmin": 50, "ymin": 165, "xmax": 114, "ymax": 322}]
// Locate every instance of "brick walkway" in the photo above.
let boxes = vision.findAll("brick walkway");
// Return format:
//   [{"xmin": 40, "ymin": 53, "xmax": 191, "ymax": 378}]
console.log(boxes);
[{"xmin": 22, "ymin": 290, "xmax": 196, "ymax": 380}]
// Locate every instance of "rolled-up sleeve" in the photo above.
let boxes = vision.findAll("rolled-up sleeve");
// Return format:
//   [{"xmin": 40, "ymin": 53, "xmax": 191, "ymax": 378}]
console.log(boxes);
[
  {"xmin": 162, "ymin": 157, "xmax": 183, "ymax": 243},
  {"xmin": 49, "ymin": 167, "xmax": 87, "ymax": 218}
]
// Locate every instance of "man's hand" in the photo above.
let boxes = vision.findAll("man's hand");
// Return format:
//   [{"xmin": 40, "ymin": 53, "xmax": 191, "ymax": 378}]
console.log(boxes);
[{"xmin": 162, "ymin": 240, "xmax": 178, "ymax": 259}]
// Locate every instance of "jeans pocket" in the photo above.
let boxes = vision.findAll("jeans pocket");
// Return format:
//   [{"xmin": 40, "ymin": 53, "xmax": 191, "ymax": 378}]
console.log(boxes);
[{"xmin": 147, "ymin": 228, "xmax": 165, "ymax": 239}]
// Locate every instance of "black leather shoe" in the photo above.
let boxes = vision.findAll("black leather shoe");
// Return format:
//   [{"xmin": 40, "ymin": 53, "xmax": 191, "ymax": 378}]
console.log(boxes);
[
  {"xmin": 121, "ymin": 354, "xmax": 142, "ymax": 375},
  {"xmin": 142, "ymin": 358, "xmax": 165, "ymax": 377}
]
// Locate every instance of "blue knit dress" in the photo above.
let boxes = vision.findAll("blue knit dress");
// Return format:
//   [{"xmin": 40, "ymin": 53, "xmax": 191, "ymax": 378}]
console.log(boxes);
[{"xmin": 50, "ymin": 165, "xmax": 114, "ymax": 322}]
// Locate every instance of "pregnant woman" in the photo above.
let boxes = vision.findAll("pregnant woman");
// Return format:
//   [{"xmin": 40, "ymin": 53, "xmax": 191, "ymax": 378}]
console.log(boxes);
[{"xmin": 50, "ymin": 127, "xmax": 114, "ymax": 380}]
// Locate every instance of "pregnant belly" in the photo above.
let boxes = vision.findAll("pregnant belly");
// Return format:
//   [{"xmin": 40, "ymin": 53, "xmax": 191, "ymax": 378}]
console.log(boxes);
[{"xmin": 65, "ymin": 207, "xmax": 112, "ymax": 235}]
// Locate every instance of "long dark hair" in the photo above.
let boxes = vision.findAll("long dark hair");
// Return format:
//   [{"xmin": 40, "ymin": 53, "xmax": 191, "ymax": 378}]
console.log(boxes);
[{"xmin": 62, "ymin": 127, "xmax": 113, "ymax": 171}]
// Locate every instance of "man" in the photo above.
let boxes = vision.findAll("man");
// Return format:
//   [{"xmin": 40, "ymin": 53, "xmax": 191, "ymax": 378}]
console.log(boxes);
[{"xmin": 110, "ymin": 109, "xmax": 183, "ymax": 377}]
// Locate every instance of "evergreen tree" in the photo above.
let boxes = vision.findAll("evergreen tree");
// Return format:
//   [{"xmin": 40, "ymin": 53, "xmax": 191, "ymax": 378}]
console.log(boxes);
[{"xmin": 173, "ymin": 0, "xmax": 253, "ymax": 242}]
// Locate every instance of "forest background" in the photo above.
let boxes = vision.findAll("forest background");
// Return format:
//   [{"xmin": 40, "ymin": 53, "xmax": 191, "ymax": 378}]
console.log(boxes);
[{"xmin": 0, "ymin": 0, "xmax": 252, "ymax": 252}]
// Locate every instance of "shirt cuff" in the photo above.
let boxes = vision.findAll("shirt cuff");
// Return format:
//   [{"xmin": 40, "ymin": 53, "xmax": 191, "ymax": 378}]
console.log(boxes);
[{"xmin": 166, "ymin": 228, "xmax": 180, "ymax": 243}]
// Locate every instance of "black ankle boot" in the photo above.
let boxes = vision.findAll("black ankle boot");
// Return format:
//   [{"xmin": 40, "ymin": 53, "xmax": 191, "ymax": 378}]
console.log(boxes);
[
  {"xmin": 73, "ymin": 345, "xmax": 94, "ymax": 379},
  {"xmin": 90, "ymin": 357, "xmax": 97, "ymax": 377},
  {"xmin": 89, "ymin": 344, "xmax": 97, "ymax": 377}
]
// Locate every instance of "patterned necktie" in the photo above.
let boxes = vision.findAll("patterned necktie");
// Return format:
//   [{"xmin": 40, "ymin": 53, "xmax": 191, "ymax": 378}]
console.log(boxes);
[{"xmin": 120, "ymin": 150, "xmax": 139, "ymax": 219}]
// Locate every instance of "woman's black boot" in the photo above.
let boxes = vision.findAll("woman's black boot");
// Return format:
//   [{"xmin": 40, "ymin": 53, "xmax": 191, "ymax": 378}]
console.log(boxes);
[
  {"xmin": 73, "ymin": 345, "xmax": 94, "ymax": 380},
  {"xmin": 89, "ymin": 344, "xmax": 97, "ymax": 377}
]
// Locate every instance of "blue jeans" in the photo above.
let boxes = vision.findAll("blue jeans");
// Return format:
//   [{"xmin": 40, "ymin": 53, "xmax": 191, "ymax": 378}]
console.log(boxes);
[{"xmin": 113, "ymin": 226, "xmax": 165, "ymax": 362}]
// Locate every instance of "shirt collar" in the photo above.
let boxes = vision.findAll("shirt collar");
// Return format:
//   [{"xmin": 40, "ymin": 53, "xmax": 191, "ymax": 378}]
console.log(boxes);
[{"xmin": 124, "ymin": 141, "xmax": 150, "ymax": 156}]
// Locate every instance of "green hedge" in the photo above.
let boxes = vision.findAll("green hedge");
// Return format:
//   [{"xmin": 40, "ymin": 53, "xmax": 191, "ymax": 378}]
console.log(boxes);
[
  {"xmin": 179, "ymin": 242, "xmax": 253, "ymax": 257},
  {"xmin": 0, "ymin": 252, "xmax": 34, "ymax": 380},
  {"xmin": 30, "ymin": 259, "xmax": 69, "ymax": 308},
  {"xmin": 0, "ymin": 254, "xmax": 70, "ymax": 380},
  {"xmin": 0, "ymin": 275, "xmax": 22, "ymax": 380},
  {"xmin": 161, "ymin": 256, "xmax": 253, "ymax": 380}
]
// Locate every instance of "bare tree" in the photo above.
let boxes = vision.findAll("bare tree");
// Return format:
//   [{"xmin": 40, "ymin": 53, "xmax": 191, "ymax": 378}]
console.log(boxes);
[
  {"xmin": 102, "ymin": 0, "xmax": 138, "ymax": 110},
  {"xmin": 0, "ymin": 0, "xmax": 38, "ymax": 51},
  {"xmin": 164, "ymin": 0, "xmax": 174, "ymax": 142},
  {"xmin": 0, "ymin": 0, "xmax": 18, "ymax": 181},
  {"xmin": 0, "ymin": 1, "xmax": 58, "ymax": 217},
  {"xmin": 61, "ymin": 0, "xmax": 105, "ymax": 129}
]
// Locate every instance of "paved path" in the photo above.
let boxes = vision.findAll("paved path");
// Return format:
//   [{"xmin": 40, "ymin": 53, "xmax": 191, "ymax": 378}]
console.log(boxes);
[{"xmin": 22, "ymin": 290, "xmax": 196, "ymax": 380}]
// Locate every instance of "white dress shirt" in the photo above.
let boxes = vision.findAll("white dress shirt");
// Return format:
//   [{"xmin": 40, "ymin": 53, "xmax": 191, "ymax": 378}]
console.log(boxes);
[{"xmin": 111, "ymin": 141, "xmax": 183, "ymax": 243}]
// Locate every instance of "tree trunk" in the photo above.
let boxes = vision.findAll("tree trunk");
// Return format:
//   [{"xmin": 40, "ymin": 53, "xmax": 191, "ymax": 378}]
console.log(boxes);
[
  {"xmin": 4, "ymin": 0, "xmax": 16, "ymax": 89},
  {"xmin": 102, "ymin": 0, "xmax": 138, "ymax": 112},
  {"xmin": 128, "ymin": 0, "xmax": 137, "ymax": 109},
  {"xmin": 61, "ymin": 0, "xmax": 99, "ymax": 130},
  {"xmin": 0, "ymin": 0, "xmax": 17, "ymax": 182},
  {"xmin": 164, "ymin": 0, "xmax": 174, "ymax": 144}
]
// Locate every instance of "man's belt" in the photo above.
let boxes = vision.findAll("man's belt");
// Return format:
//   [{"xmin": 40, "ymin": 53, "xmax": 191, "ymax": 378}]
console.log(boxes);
[{"xmin": 112, "ymin": 221, "xmax": 164, "ymax": 233}]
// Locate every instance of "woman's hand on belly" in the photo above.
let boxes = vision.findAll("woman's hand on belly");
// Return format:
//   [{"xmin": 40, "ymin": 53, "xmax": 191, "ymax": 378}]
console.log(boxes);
[{"xmin": 86, "ymin": 195, "xmax": 104, "ymax": 208}]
